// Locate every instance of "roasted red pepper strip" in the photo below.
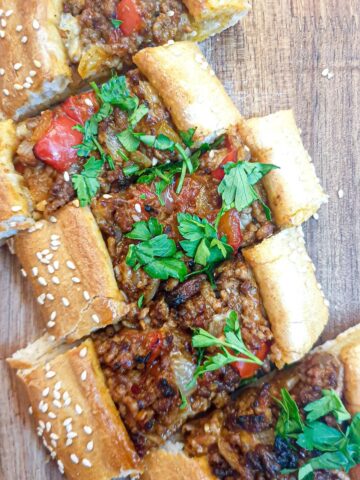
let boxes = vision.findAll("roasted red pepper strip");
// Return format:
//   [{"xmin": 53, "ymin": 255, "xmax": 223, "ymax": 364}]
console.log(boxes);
[
  {"xmin": 116, "ymin": 0, "xmax": 143, "ymax": 36},
  {"xmin": 233, "ymin": 342, "xmax": 269, "ymax": 379},
  {"xmin": 212, "ymin": 147, "xmax": 238, "ymax": 181},
  {"xmin": 33, "ymin": 92, "xmax": 99, "ymax": 172},
  {"xmin": 33, "ymin": 113, "xmax": 83, "ymax": 172},
  {"xmin": 218, "ymin": 208, "xmax": 243, "ymax": 251},
  {"xmin": 61, "ymin": 91, "xmax": 99, "ymax": 125}
]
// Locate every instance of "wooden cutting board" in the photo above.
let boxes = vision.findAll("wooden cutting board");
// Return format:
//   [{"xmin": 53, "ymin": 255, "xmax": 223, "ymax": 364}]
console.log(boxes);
[{"xmin": 1, "ymin": 0, "xmax": 359, "ymax": 478}]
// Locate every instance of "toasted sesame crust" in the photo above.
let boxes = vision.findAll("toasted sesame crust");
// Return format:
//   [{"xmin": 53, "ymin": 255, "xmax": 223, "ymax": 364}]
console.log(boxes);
[
  {"xmin": 238, "ymin": 110, "xmax": 328, "ymax": 227},
  {"xmin": 14, "ymin": 203, "xmax": 129, "ymax": 343},
  {"xmin": 133, "ymin": 42, "xmax": 243, "ymax": 143},
  {"xmin": 0, "ymin": 0, "xmax": 72, "ymax": 120},
  {"xmin": 243, "ymin": 227, "xmax": 329, "ymax": 367},
  {"xmin": 0, "ymin": 119, "xmax": 34, "ymax": 240},
  {"xmin": 17, "ymin": 339, "xmax": 140, "ymax": 479}
]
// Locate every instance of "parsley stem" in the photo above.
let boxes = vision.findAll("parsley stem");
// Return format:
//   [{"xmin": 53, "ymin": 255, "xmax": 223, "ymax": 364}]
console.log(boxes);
[
  {"xmin": 175, "ymin": 143, "xmax": 193, "ymax": 174},
  {"xmin": 176, "ymin": 161, "xmax": 187, "ymax": 194}
]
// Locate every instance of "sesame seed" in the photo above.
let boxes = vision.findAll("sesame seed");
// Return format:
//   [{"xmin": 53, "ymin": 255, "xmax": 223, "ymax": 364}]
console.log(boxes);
[
  {"xmin": 2, "ymin": 88, "xmax": 9, "ymax": 96},
  {"xmin": 45, "ymin": 363, "xmax": 51, "ymax": 371},
  {"xmin": 21, "ymin": 35, "xmax": 28, "ymax": 43},
  {"xmin": 46, "ymin": 371, "xmax": 56, "ymax": 379},
  {"xmin": 62, "ymin": 297, "xmax": 70, "ymax": 307},
  {"xmin": 66, "ymin": 260, "xmax": 76, "ymax": 270},
  {"xmin": 79, "ymin": 347, "xmax": 87, "ymax": 358},
  {"xmin": 64, "ymin": 397, "xmax": 71, "ymax": 407},
  {"xmin": 82, "ymin": 459, "xmax": 92, "ymax": 468},
  {"xmin": 13, "ymin": 63, "xmax": 22, "ymax": 71},
  {"xmin": 14, "ymin": 84, "xmax": 23, "ymax": 90},
  {"xmin": 53, "ymin": 390, "xmax": 61, "ymax": 400},
  {"xmin": 57, "ymin": 460, "xmax": 64, "ymax": 474},
  {"xmin": 67, "ymin": 431, "xmax": 78, "ymax": 439},
  {"xmin": 32, "ymin": 267, "xmax": 39, "ymax": 276},
  {"xmin": 39, "ymin": 420, "xmax": 45, "ymax": 429},
  {"xmin": 167, "ymin": 10, "xmax": 175, "ymax": 16},
  {"xmin": 0, "ymin": 68, "xmax": 5, "ymax": 76},
  {"xmin": 1, "ymin": 19, "xmax": 7, "ymax": 28},
  {"xmin": 15, "ymin": 24, "xmax": 23, "ymax": 32},
  {"xmin": 51, "ymin": 440, "xmax": 57, "ymax": 449},
  {"xmin": 54, "ymin": 381, "xmax": 62, "ymax": 390},
  {"xmin": 53, "ymin": 399, "xmax": 62, "ymax": 408},
  {"xmin": 102, "ymin": 194, "xmax": 112, "ymax": 199},
  {"xmin": 64, "ymin": 171, "xmax": 70, "ymax": 182},
  {"xmin": 11, "ymin": 205, "xmax": 22, "ymax": 212},
  {"xmin": 86, "ymin": 440, "xmax": 94, "ymax": 451},
  {"xmin": 42, "ymin": 387, "xmax": 50, "ymax": 397},
  {"xmin": 49, "ymin": 335, "xmax": 56, "ymax": 342},
  {"xmin": 134, "ymin": 203, "xmax": 141, "ymax": 213},
  {"xmin": 53, "ymin": 260, "xmax": 60, "ymax": 270},
  {"xmin": 63, "ymin": 417, "xmax": 72, "ymax": 427},
  {"xmin": 46, "ymin": 422, "xmax": 52, "ymax": 432},
  {"xmin": 38, "ymin": 276, "xmax": 47, "ymax": 286},
  {"xmin": 75, "ymin": 404, "xmax": 83, "ymax": 415},
  {"xmin": 28, "ymin": 406, "xmax": 33, "ymax": 415},
  {"xmin": 23, "ymin": 82, "xmax": 31, "ymax": 89},
  {"xmin": 80, "ymin": 370, "xmax": 87, "ymax": 381},
  {"xmin": 48, "ymin": 265, "xmax": 55, "ymax": 274},
  {"xmin": 65, "ymin": 438, "xmax": 73, "ymax": 447},
  {"xmin": 29, "ymin": 70, "xmax": 36, "ymax": 77},
  {"xmin": 66, "ymin": 424, "xmax": 72, "ymax": 433},
  {"xmin": 63, "ymin": 391, "xmax": 70, "ymax": 400},
  {"xmin": 32, "ymin": 19, "xmax": 40, "ymax": 30},
  {"xmin": 70, "ymin": 454, "xmax": 79, "ymax": 464},
  {"xmin": 48, "ymin": 412, "xmax": 57, "ymax": 419},
  {"xmin": 5, "ymin": 10, "xmax": 13, "ymax": 17},
  {"xmin": 83, "ymin": 291, "xmax": 90, "ymax": 301},
  {"xmin": 41, "ymin": 249, "xmax": 50, "ymax": 255},
  {"xmin": 37, "ymin": 293, "xmax": 46, "ymax": 305},
  {"xmin": 92, "ymin": 314, "xmax": 100, "ymax": 324},
  {"xmin": 50, "ymin": 433, "xmax": 59, "ymax": 441},
  {"xmin": 45, "ymin": 253, "xmax": 54, "ymax": 261},
  {"xmin": 26, "ymin": 76, "xmax": 33, "ymax": 84},
  {"xmin": 52, "ymin": 276, "xmax": 60, "ymax": 285},
  {"xmin": 83, "ymin": 426, "xmax": 92, "ymax": 435},
  {"xmin": 40, "ymin": 402, "xmax": 49, "ymax": 413},
  {"xmin": 72, "ymin": 276, "xmax": 81, "ymax": 284},
  {"xmin": 338, "ymin": 189, "xmax": 344, "ymax": 199},
  {"xmin": 49, "ymin": 215, "xmax": 57, "ymax": 223},
  {"xmin": 20, "ymin": 268, "xmax": 27, "ymax": 277},
  {"xmin": 47, "ymin": 321, "xmax": 55, "ymax": 328}
]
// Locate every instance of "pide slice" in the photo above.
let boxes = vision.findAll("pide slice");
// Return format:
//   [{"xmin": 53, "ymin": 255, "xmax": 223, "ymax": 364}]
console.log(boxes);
[{"xmin": 0, "ymin": 1, "xmax": 250, "ymax": 120}]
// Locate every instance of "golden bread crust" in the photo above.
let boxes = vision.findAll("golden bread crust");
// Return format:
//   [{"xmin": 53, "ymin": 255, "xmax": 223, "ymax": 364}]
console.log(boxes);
[
  {"xmin": 18, "ymin": 339, "xmax": 140, "ymax": 479},
  {"xmin": 243, "ymin": 227, "xmax": 329, "ymax": 367},
  {"xmin": 133, "ymin": 42, "xmax": 242, "ymax": 142},
  {"xmin": 142, "ymin": 449, "xmax": 215, "ymax": 480},
  {"xmin": 14, "ymin": 203, "xmax": 128, "ymax": 343},
  {"xmin": 239, "ymin": 110, "xmax": 328, "ymax": 227},
  {"xmin": 0, "ymin": 119, "xmax": 34, "ymax": 238},
  {"xmin": 0, "ymin": 0, "xmax": 72, "ymax": 120}
]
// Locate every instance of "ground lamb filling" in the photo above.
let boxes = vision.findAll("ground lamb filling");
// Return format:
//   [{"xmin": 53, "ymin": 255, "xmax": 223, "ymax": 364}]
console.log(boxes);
[
  {"xmin": 62, "ymin": 0, "xmax": 193, "ymax": 67},
  {"xmin": 182, "ymin": 352, "xmax": 343, "ymax": 480},
  {"xmin": 92, "ymin": 253, "xmax": 273, "ymax": 457}
]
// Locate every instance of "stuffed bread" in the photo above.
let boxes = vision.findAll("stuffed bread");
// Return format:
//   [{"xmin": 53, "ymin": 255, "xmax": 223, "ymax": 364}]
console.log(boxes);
[
  {"xmin": 9, "ymin": 249, "xmax": 328, "ymax": 479},
  {"xmin": 2, "ymin": 43, "xmax": 327, "ymax": 345},
  {"xmin": 0, "ymin": 1, "xmax": 250, "ymax": 120},
  {"xmin": 141, "ymin": 323, "xmax": 360, "ymax": 480}
]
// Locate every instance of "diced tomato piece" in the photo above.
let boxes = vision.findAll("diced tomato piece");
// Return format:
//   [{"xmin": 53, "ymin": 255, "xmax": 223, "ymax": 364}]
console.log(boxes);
[
  {"xmin": 218, "ymin": 209, "xmax": 243, "ymax": 251},
  {"xmin": 233, "ymin": 342, "xmax": 269, "ymax": 379},
  {"xmin": 116, "ymin": 0, "xmax": 143, "ymax": 36},
  {"xmin": 33, "ymin": 113, "xmax": 83, "ymax": 172},
  {"xmin": 61, "ymin": 91, "xmax": 99, "ymax": 125},
  {"xmin": 212, "ymin": 147, "xmax": 238, "ymax": 181},
  {"xmin": 145, "ymin": 331, "xmax": 164, "ymax": 365}
]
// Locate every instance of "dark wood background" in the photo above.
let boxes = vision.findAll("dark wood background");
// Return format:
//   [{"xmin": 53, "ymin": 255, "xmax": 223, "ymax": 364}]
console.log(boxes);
[{"xmin": 1, "ymin": 1, "xmax": 359, "ymax": 478}]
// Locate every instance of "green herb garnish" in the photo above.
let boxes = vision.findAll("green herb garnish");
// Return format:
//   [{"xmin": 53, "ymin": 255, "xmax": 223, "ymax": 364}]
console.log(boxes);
[
  {"xmin": 125, "ymin": 218, "xmax": 187, "ymax": 282},
  {"xmin": 71, "ymin": 157, "xmax": 103, "ymax": 207},
  {"xmin": 275, "ymin": 389, "xmax": 360, "ymax": 479},
  {"xmin": 110, "ymin": 18, "xmax": 122, "ymax": 29},
  {"xmin": 137, "ymin": 294, "xmax": 144, "ymax": 309},
  {"xmin": 179, "ymin": 389, "xmax": 188, "ymax": 410},
  {"xmin": 218, "ymin": 161, "xmax": 279, "ymax": 220},
  {"xmin": 188, "ymin": 311, "xmax": 263, "ymax": 386}
]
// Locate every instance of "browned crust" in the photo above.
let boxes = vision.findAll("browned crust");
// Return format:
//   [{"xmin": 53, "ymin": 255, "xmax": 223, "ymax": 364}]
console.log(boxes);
[
  {"xmin": 243, "ymin": 227, "xmax": 329, "ymax": 367},
  {"xmin": 18, "ymin": 339, "xmax": 141, "ymax": 479},
  {"xmin": 133, "ymin": 42, "xmax": 242, "ymax": 143},
  {"xmin": 320, "ymin": 323, "xmax": 360, "ymax": 415},
  {"xmin": 0, "ymin": 0, "xmax": 72, "ymax": 120},
  {"xmin": 238, "ymin": 110, "xmax": 328, "ymax": 227},
  {"xmin": 0, "ymin": 119, "xmax": 34, "ymax": 238},
  {"xmin": 14, "ymin": 202, "xmax": 129, "ymax": 343},
  {"xmin": 142, "ymin": 450, "xmax": 215, "ymax": 480}
]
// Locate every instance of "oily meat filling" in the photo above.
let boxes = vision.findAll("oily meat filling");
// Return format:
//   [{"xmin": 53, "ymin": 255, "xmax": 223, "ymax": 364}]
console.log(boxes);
[
  {"xmin": 63, "ymin": 0, "xmax": 193, "ymax": 66},
  {"xmin": 182, "ymin": 352, "xmax": 343, "ymax": 480},
  {"xmin": 91, "ymin": 254, "xmax": 273, "ymax": 457}
]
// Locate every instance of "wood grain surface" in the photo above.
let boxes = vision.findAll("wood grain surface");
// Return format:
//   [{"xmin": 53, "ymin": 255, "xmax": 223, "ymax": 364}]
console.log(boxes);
[{"xmin": 1, "ymin": 1, "xmax": 359, "ymax": 478}]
